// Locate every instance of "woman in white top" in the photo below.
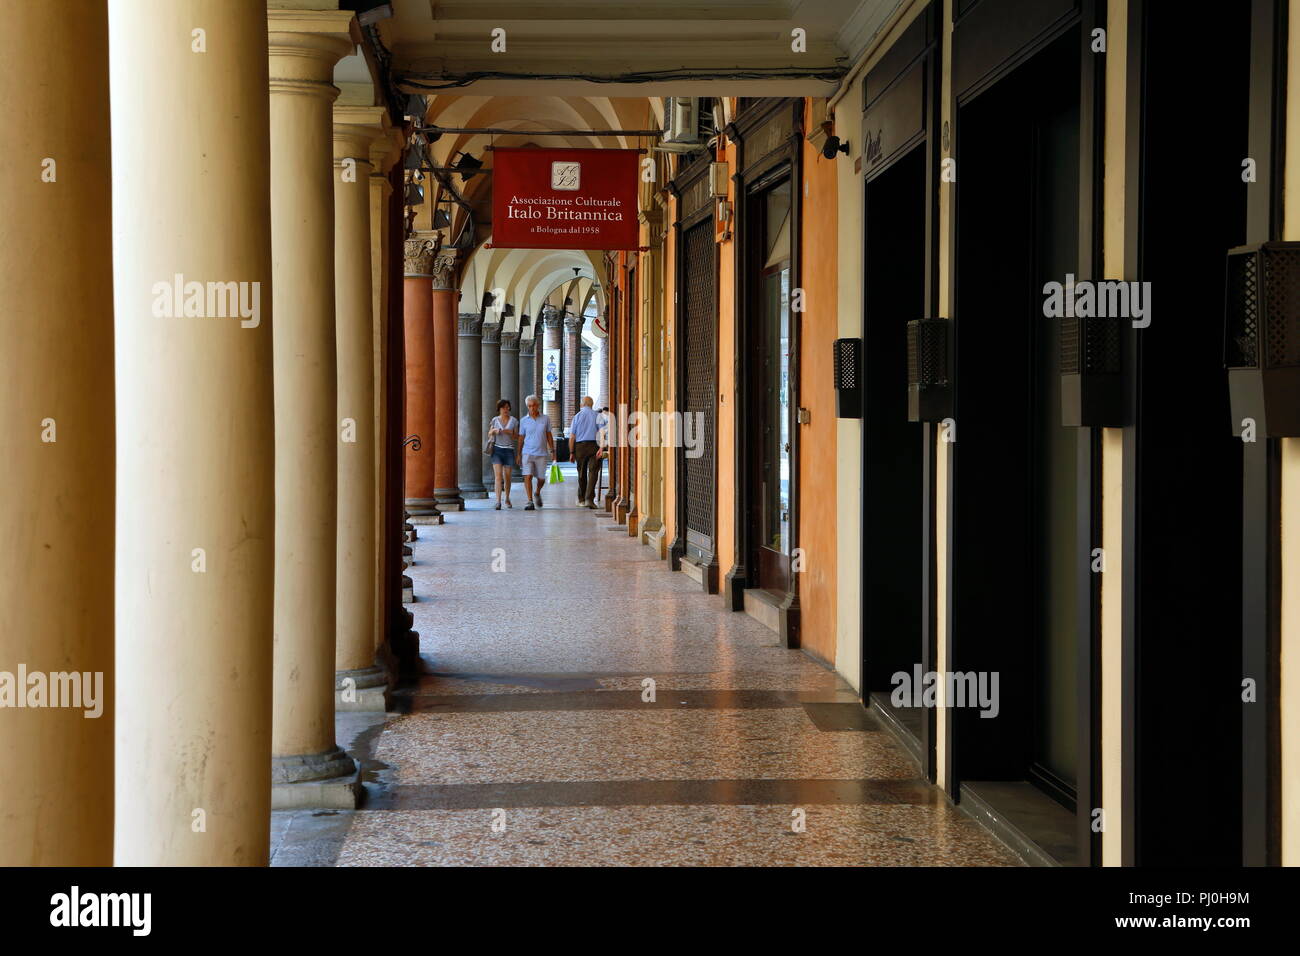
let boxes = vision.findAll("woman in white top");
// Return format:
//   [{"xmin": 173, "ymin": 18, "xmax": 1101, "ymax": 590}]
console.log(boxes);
[{"xmin": 487, "ymin": 398, "xmax": 519, "ymax": 509}]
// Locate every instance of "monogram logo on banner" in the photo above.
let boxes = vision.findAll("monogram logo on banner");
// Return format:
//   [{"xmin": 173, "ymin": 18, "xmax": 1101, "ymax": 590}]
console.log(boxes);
[{"xmin": 551, "ymin": 161, "xmax": 580, "ymax": 190}]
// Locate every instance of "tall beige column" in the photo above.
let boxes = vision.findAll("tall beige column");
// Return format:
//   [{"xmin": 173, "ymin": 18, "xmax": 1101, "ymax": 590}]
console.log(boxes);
[
  {"xmin": 370, "ymin": 129, "xmax": 402, "ymax": 655},
  {"xmin": 267, "ymin": 10, "xmax": 358, "ymax": 806},
  {"xmin": 0, "ymin": 1, "xmax": 114, "ymax": 866},
  {"xmin": 333, "ymin": 106, "xmax": 388, "ymax": 710},
  {"xmin": 110, "ymin": 0, "xmax": 275, "ymax": 865}
]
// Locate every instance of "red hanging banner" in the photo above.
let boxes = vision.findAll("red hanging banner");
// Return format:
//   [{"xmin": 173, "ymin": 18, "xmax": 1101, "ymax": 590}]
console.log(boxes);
[{"xmin": 490, "ymin": 147, "xmax": 640, "ymax": 251}]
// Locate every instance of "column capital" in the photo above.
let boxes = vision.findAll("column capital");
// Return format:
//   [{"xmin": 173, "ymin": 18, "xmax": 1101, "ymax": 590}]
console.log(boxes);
[
  {"xmin": 481, "ymin": 321, "xmax": 502, "ymax": 345},
  {"xmin": 500, "ymin": 331, "xmax": 520, "ymax": 351},
  {"xmin": 431, "ymin": 249, "xmax": 459, "ymax": 290},
  {"xmin": 458, "ymin": 313, "xmax": 484, "ymax": 337},
  {"xmin": 267, "ymin": 10, "xmax": 355, "ymax": 97},
  {"xmin": 370, "ymin": 128, "xmax": 405, "ymax": 178},
  {"xmin": 542, "ymin": 304, "xmax": 563, "ymax": 329},
  {"xmin": 333, "ymin": 105, "xmax": 387, "ymax": 163},
  {"xmin": 519, "ymin": 336, "xmax": 536, "ymax": 358},
  {"xmin": 404, "ymin": 234, "xmax": 441, "ymax": 277},
  {"xmin": 564, "ymin": 313, "xmax": 585, "ymax": 334}
]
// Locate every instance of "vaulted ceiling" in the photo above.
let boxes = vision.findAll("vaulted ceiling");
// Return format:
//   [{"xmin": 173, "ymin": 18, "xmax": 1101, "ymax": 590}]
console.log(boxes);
[{"xmin": 379, "ymin": 0, "xmax": 903, "ymax": 97}]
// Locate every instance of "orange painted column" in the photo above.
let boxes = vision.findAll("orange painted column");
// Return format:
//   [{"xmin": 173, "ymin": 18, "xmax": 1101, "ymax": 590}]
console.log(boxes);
[
  {"xmin": 431, "ymin": 250, "xmax": 464, "ymax": 509},
  {"xmin": 403, "ymin": 236, "xmax": 440, "ymax": 517}
]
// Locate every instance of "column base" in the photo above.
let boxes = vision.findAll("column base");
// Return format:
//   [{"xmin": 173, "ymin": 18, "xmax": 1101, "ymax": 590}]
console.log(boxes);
[
  {"xmin": 335, "ymin": 664, "xmax": 391, "ymax": 712},
  {"xmin": 271, "ymin": 746, "xmax": 361, "ymax": 810},
  {"xmin": 410, "ymin": 514, "xmax": 444, "ymax": 526},
  {"xmin": 456, "ymin": 482, "xmax": 487, "ymax": 501},
  {"xmin": 402, "ymin": 574, "xmax": 414, "ymax": 603},
  {"xmin": 437, "ymin": 488, "xmax": 467, "ymax": 509},
  {"xmin": 405, "ymin": 497, "xmax": 442, "ymax": 516}
]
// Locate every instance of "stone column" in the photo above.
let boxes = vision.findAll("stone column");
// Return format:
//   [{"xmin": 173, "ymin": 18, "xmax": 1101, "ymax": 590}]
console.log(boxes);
[
  {"xmin": 267, "ymin": 12, "xmax": 357, "ymax": 804},
  {"xmin": 432, "ymin": 251, "xmax": 465, "ymax": 508},
  {"xmin": 564, "ymin": 313, "xmax": 586, "ymax": 433},
  {"xmin": 500, "ymin": 329, "xmax": 522, "ymax": 478},
  {"xmin": 457, "ymin": 313, "xmax": 487, "ymax": 498},
  {"xmin": 333, "ymin": 106, "xmax": 386, "ymax": 708},
  {"xmin": 481, "ymin": 320, "xmax": 502, "ymax": 487},
  {"xmin": 110, "ymin": 0, "xmax": 275, "ymax": 865},
  {"xmin": 369, "ymin": 129, "xmax": 401, "ymax": 657},
  {"xmin": 542, "ymin": 305, "xmax": 564, "ymax": 435},
  {"xmin": 595, "ymin": 334, "xmax": 610, "ymax": 411},
  {"xmin": 0, "ymin": 1, "xmax": 114, "ymax": 865},
  {"xmin": 403, "ymin": 235, "xmax": 441, "ymax": 518},
  {"xmin": 519, "ymin": 328, "xmax": 536, "ymax": 404}
]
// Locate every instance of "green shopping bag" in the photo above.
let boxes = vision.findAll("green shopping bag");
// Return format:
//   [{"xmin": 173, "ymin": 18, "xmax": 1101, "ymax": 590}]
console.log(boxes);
[{"xmin": 547, "ymin": 461, "xmax": 565, "ymax": 484}]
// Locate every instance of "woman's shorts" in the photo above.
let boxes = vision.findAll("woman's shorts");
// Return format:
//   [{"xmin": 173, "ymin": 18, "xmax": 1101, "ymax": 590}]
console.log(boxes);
[{"xmin": 490, "ymin": 445, "xmax": 515, "ymax": 467}]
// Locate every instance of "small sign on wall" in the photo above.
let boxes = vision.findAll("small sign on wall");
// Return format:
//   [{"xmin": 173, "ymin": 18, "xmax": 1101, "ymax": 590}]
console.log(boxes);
[{"xmin": 542, "ymin": 348, "xmax": 561, "ymax": 399}]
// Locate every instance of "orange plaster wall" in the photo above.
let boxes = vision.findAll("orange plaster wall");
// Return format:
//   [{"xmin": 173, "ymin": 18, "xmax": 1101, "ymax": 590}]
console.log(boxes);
[
  {"xmin": 797, "ymin": 104, "xmax": 840, "ymax": 666},
  {"xmin": 662, "ymin": 198, "xmax": 678, "ymax": 549},
  {"xmin": 714, "ymin": 137, "xmax": 738, "ymax": 582}
]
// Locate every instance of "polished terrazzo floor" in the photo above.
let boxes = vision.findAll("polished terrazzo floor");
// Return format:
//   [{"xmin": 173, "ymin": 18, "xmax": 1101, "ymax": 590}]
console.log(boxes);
[{"xmin": 270, "ymin": 467, "xmax": 1021, "ymax": 867}]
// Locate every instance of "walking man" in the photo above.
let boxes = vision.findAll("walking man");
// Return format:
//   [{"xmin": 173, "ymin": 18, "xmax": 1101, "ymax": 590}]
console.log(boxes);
[
  {"xmin": 569, "ymin": 396, "xmax": 601, "ymax": 508},
  {"xmin": 516, "ymin": 394, "xmax": 555, "ymax": 511}
]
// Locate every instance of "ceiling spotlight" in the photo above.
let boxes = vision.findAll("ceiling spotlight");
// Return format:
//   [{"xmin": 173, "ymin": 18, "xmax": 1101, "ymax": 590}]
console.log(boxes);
[
  {"xmin": 454, "ymin": 152, "xmax": 484, "ymax": 180},
  {"xmin": 431, "ymin": 208, "xmax": 451, "ymax": 229},
  {"xmin": 403, "ymin": 94, "xmax": 426, "ymax": 123},
  {"xmin": 821, "ymin": 135, "xmax": 850, "ymax": 160},
  {"xmin": 403, "ymin": 182, "xmax": 424, "ymax": 206},
  {"xmin": 404, "ymin": 133, "xmax": 429, "ymax": 171}
]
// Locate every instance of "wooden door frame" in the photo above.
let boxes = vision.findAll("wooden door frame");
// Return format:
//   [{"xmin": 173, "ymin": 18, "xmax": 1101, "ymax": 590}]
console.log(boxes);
[
  {"xmin": 668, "ymin": 148, "xmax": 721, "ymax": 590},
  {"xmin": 724, "ymin": 98, "xmax": 805, "ymax": 645}
]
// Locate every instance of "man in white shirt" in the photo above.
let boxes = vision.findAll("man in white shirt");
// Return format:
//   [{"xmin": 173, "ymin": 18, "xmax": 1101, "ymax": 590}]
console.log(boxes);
[{"xmin": 515, "ymin": 394, "xmax": 555, "ymax": 511}]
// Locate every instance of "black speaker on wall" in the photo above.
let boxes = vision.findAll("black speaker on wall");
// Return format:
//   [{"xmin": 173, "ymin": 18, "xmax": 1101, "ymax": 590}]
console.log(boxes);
[
  {"xmin": 833, "ymin": 337, "xmax": 862, "ymax": 418},
  {"xmin": 906, "ymin": 318, "xmax": 952, "ymax": 422},
  {"xmin": 1060, "ymin": 313, "xmax": 1125, "ymax": 427},
  {"xmin": 1224, "ymin": 240, "xmax": 1300, "ymax": 437}
]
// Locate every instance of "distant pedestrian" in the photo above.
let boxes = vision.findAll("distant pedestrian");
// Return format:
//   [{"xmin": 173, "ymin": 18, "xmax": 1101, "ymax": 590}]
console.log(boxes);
[
  {"xmin": 569, "ymin": 396, "xmax": 601, "ymax": 508},
  {"xmin": 516, "ymin": 394, "xmax": 555, "ymax": 511},
  {"xmin": 487, "ymin": 398, "xmax": 517, "ymax": 510}
]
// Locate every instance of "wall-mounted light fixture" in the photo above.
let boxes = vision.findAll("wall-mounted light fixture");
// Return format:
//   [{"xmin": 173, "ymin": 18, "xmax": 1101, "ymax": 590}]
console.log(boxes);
[
  {"xmin": 1225, "ymin": 240, "xmax": 1300, "ymax": 436},
  {"xmin": 906, "ymin": 318, "xmax": 952, "ymax": 422},
  {"xmin": 832, "ymin": 337, "xmax": 862, "ymax": 418},
  {"xmin": 1060, "ymin": 313, "xmax": 1124, "ymax": 427}
]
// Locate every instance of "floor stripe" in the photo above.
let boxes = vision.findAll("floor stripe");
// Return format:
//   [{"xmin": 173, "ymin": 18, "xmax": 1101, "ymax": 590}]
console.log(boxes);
[{"xmin": 364, "ymin": 777, "xmax": 942, "ymax": 811}]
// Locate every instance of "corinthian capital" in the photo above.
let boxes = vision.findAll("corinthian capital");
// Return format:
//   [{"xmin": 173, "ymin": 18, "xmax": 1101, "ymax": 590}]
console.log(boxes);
[
  {"xmin": 403, "ymin": 235, "xmax": 439, "ymax": 277},
  {"xmin": 431, "ymin": 250, "xmax": 459, "ymax": 290},
  {"xmin": 564, "ymin": 313, "xmax": 585, "ymax": 334},
  {"xmin": 481, "ymin": 321, "xmax": 502, "ymax": 345}
]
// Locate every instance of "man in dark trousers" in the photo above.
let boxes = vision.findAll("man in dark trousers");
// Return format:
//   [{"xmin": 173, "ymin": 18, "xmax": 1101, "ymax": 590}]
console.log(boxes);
[{"xmin": 568, "ymin": 396, "xmax": 601, "ymax": 508}]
